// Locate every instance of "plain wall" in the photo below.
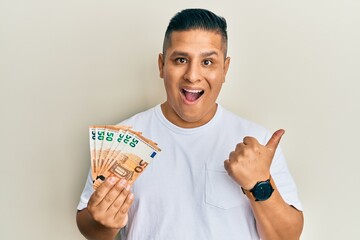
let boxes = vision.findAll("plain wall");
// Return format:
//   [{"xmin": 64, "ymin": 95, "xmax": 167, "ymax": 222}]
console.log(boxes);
[{"xmin": 1, "ymin": 0, "xmax": 359, "ymax": 239}]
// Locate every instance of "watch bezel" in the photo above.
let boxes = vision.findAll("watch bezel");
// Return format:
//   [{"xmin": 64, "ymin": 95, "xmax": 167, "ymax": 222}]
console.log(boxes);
[
  {"xmin": 251, "ymin": 179, "xmax": 274, "ymax": 201},
  {"xmin": 241, "ymin": 177, "xmax": 274, "ymax": 201}
]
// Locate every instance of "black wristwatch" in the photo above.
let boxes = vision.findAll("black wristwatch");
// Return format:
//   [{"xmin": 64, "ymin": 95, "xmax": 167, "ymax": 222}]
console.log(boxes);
[{"xmin": 241, "ymin": 177, "xmax": 274, "ymax": 201}]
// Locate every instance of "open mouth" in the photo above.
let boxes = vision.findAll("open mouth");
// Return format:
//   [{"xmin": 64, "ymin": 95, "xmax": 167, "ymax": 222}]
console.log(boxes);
[{"xmin": 181, "ymin": 88, "xmax": 205, "ymax": 102}]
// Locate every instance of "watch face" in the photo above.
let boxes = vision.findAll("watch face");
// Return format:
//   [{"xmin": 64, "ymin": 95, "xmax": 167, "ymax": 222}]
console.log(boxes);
[{"xmin": 252, "ymin": 180, "xmax": 274, "ymax": 201}]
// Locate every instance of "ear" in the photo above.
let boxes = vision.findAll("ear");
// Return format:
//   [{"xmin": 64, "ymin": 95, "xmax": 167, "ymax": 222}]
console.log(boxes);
[
  {"xmin": 158, "ymin": 53, "xmax": 165, "ymax": 79},
  {"xmin": 223, "ymin": 57, "xmax": 231, "ymax": 82}
]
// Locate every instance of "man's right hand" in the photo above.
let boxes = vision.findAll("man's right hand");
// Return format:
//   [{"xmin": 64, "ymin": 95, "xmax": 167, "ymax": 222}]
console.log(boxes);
[{"xmin": 87, "ymin": 177, "xmax": 134, "ymax": 229}]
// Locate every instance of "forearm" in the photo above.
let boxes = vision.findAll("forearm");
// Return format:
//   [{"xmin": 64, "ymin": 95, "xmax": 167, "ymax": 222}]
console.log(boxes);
[
  {"xmin": 76, "ymin": 208, "xmax": 120, "ymax": 240},
  {"xmin": 250, "ymin": 186, "xmax": 304, "ymax": 240}
]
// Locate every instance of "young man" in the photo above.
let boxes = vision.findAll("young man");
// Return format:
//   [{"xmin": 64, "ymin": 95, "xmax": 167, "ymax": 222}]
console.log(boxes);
[{"xmin": 77, "ymin": 9, "xmax": 304, "ymax": 240}]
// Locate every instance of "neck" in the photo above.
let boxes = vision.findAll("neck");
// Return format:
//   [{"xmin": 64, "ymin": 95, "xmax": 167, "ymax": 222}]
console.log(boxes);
[{"xmin": 160, "ymin": 102, "xmax": 218, "ymax": 128}]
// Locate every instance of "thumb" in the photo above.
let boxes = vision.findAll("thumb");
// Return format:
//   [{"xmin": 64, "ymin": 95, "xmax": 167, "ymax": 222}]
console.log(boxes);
[{"xmin": 265, "ymin": 129, "xmax": 285, "ymax": 151}]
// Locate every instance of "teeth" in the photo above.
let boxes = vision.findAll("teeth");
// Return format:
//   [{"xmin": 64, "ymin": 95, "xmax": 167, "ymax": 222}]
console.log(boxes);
[{"xmin": 183, "ymin": 88, "xmax": 203, "ymax": 93}]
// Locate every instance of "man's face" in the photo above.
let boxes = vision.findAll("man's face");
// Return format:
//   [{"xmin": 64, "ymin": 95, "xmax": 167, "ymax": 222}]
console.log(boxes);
[{"xmin": 158, "ymin": 29, "xmax": 230, "ymax": 128}]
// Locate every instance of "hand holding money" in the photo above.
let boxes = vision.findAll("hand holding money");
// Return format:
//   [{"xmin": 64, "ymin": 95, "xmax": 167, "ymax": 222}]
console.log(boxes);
[
  {"xmin": 89, "ymin": 125, "xmax": 161, "ymax": 189},
  {"xmin": 87, "ymin": 176, "xmax": 134, "ymax": 229}
]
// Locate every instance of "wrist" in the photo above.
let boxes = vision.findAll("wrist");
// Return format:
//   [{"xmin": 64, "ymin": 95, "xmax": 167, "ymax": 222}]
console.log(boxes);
[{"xmin": 241, "ymin": 176, "xmax": 274, "ymax": 201}]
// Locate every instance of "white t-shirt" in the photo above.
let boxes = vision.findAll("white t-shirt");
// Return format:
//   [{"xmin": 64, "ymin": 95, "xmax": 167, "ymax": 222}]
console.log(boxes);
[{"xmin": 77, "ymin": 104, "xmax": 302, "ymax": 240}]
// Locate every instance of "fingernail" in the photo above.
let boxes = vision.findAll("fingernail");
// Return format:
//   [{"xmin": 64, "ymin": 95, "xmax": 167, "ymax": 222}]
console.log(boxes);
[
  {"xmin": 125, "ymin": 184, "xmax": 131, "ymax": 191},
  {"xmin": 108, "ymin": 177, "xmax": 116, "ymax": 184},
  {"xmin": 119, "ymin": 179, "xmax": 126, "ymax": 186},
  {"xmin": 129, "ymin": 193, "xmax": 134, "ymax": 199}
]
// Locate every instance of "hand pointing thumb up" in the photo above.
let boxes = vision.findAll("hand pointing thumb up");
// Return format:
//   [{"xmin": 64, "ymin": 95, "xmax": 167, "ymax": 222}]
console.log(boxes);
[{"xmin": 224, "ymin": 129, "xmax": 285, "ymax": 190}]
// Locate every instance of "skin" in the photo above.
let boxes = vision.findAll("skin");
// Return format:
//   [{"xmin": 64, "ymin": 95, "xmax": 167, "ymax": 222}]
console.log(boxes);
[
  {"xmin": 158, "ymin": 30, "xmax": 230, "ymax": 128},
  {"xmin": 77, "ymin": 29, "xmax": 303, "ymax": 240},
  {"xmin": 76, "ymin": 177, "xmax": 134, "ymax": 240}
]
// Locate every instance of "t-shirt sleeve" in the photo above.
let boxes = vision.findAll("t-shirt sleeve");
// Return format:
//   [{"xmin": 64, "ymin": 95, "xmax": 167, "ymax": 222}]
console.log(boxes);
[
  {"xmin": 77, "ymin": 170, "xmax": 95, "ymax": 210},
  {"xmin": 270, "ymin": 145, "xmax": 303, "ymax": 211}
]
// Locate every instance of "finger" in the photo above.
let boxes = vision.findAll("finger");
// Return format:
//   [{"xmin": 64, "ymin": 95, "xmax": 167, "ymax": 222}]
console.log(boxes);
[
  {"xmin": 265, "ymin": 129, "xmax": 285, "ymax": 151},
  {"xmin": 88, "ymin": 176, "xmax": 118, "ymax": 207},
  {"xmin": 115, "ymin": 192, "xmax": 134, "ymax": 218},
  {"xmin": 98, "ymin": 179, "xmax": 127, "ymax": 209},
  {"xmin": 106, "ymin": 181, "xmax": 130, "ymax": 212},
  {"xmin": 243, "ymin": 136, "xmax": 259, "ymax": 146},
  {"xmin": 224, "ymin": 159, "xmax": 230, "ymax": 172},
  {"xmin": 228, "ymin": 150, "xmax": 237, "ymax": 160},
  {"xmin": 235, "ymin": 142, "xmax": 245, "ymax": 151}
]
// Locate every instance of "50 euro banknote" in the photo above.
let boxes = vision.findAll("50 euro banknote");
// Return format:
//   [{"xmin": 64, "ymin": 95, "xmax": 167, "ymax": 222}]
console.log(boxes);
[{"xmin": 89, "ymin": 125, "xmax": 161, "ymax": 189}]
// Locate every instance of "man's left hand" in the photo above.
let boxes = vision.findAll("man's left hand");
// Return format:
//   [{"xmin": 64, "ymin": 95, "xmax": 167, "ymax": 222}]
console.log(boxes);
[{"xmin": 224, "ymin": 129, "xmax": 285, "ymax": 190}]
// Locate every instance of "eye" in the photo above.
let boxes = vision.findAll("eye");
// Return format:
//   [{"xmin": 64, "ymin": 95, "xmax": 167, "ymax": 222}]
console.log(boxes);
[
  {"xmin": 203, "ymin": 59, "xmax": 213, "ymax": 66},
  {"xmin": 175, "ymin": 57, "xmax": 187, "ymax": 64}
]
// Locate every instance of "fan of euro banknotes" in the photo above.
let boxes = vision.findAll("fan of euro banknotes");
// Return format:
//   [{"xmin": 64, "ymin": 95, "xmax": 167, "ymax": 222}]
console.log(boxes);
[{"xmin": 89, "ymin": 125, "xmax": 161, "ymax": 189}]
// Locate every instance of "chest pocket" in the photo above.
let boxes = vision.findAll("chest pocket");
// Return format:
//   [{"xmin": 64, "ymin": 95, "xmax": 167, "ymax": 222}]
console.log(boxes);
[{"xmin": 205, "ymin": 165, "xmax": 247, "ymax": 209}]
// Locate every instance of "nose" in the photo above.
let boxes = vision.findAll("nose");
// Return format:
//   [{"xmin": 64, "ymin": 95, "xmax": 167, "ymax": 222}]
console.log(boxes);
[{"xmin": 184, "ymin": 62, "xmax": 201, "ymax": 83}]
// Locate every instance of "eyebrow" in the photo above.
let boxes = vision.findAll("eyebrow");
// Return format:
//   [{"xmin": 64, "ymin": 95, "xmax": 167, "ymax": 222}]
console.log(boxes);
[
  {"xmin": 200, "ymin": 51, "xmax": 219, "ymax": 57},
  {"xmin": 170, "ymin": 51, "xmax": 219, "ymax": 58},
  {"xmin": 170, "ymin": 51, "xmax": 189, "ymax": 58}
]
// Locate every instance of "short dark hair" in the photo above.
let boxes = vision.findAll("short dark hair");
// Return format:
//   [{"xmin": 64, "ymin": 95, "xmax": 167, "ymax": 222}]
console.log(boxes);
[{"xmin": 162, "ymin": 8, "xmax": 228, "ymax": 57}]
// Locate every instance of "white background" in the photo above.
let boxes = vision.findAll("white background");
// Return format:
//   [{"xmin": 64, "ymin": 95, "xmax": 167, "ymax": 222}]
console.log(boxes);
[{"xmin": 1, "ymin": 0, "xmax": 359, "ymax": 239}]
